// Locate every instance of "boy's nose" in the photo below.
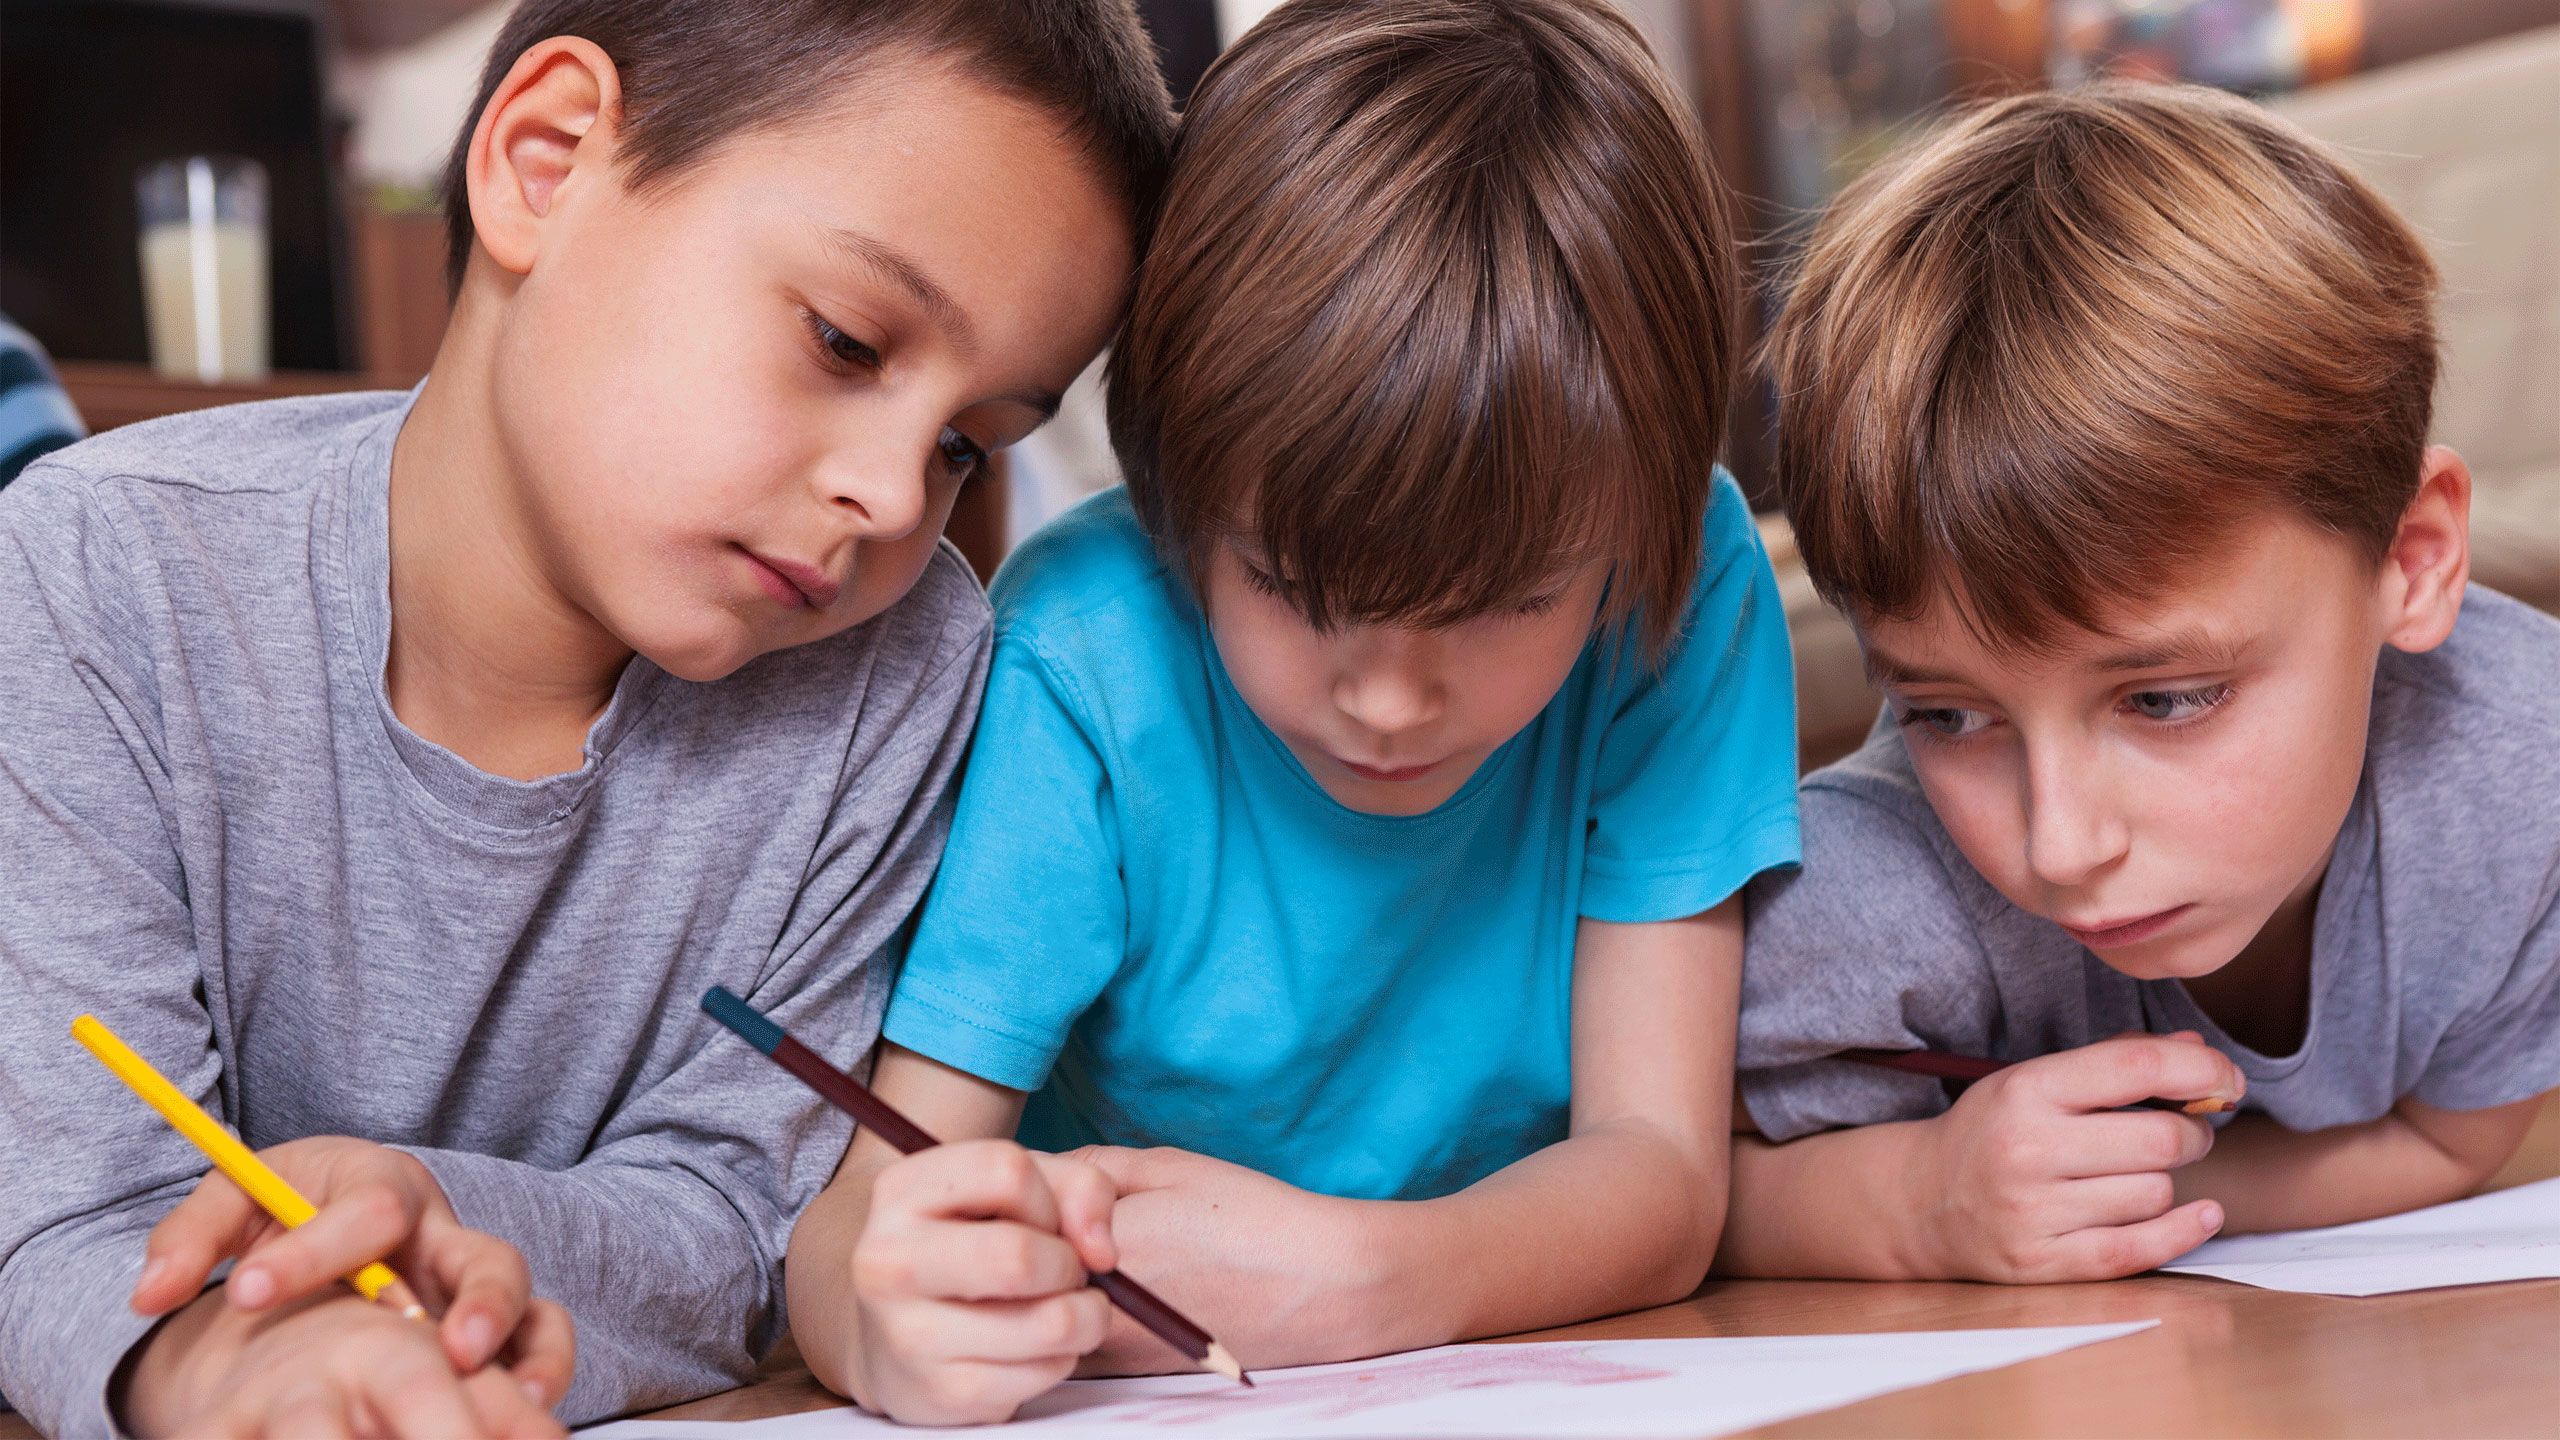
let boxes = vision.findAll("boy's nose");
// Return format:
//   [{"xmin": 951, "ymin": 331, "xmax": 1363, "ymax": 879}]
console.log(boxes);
[
  {"xmin": 814, "ymin": 453, "xmax": 928, "ymax": 543},
  {"xmin": 1333, "ymin": 638, "xmax": 1444, "ymax": 738},
  {"xmin": 2021, "ymin": 746, "xmax": 2130, "ymax": 890}
]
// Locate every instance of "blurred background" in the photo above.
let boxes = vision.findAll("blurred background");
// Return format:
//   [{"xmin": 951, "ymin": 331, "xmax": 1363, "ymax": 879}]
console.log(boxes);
[{"xmin": 3, "ymin": 0, "xmax": 2553, "ymax": 763}]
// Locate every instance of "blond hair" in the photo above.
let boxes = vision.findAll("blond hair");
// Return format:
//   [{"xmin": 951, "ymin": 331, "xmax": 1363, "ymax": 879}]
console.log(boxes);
[{"xmin": 1764, "ymin": 82, "xmax": 2440, "ymax": 649}]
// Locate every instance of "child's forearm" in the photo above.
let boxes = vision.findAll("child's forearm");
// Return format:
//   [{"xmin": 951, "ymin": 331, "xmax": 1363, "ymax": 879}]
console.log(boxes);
[
  {"xmin": 785, "ymin": 1155, "xmax": 884, "ymax": 1403},
  {"xmin": 1368, "ymin": 1117, "xmax": 1728, "ymax": 1347},
  {"xmin": 1717, "ymin": 1124, "xmax": 1938, "ymax": 1280},
  {"xmin": 2174, "ymin": 1104, "xmax": 2527, "ymax": 1234}
]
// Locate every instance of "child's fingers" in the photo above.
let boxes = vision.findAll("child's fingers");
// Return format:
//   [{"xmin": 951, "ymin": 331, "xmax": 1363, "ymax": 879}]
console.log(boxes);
[
  {"xmin": 426, "ymin": 1225, "xmax": 535, "ymax": 1369},
  {"xmin": 1066, "ymin": 1144, "xmax": 1176, "ymax": 1196},
  {"xmin": 2057, "ymin": 1197, "xmax": 2226, "ymax": 1280},
  {"xmin": 879, "ymin": 1141, "xmax": 1066, "ymax": 1232},
  {"xmin": 898, "ymin": 1356, "xmax": 1080, "ymax": 1427},
  {"xmin": 2032, "ymin": 1035, "xmax": 2245, "ymax": 1115},
  {"xmin": 135, "ymin": 1175, "xmax": 274, "ymax": 1314},
  {"xmin": 460, "ymin": 1360, "xmax": 570, "ymax": 1439},
  {"xmin": 498, "ymin": 1297, "xmax": 578, "ymax": 1410},
  {"xmin": 890, "ymin": 1216, "xmax": 1092, "ymax": 1301},
  {"xmin": 228, "ymin": 1181, "xmax": 422, "ymax": 1312},
  {"xmin": 920, "ymin": 1289, "xmax": 1116, "ymax": 1365},
  {"xmin": 1029, "ymin": 1153, "xmax": 1120, "ymax": 1274},
  {"xmin": 2052, "ymin": 1110, "xmax": 2215, "ymax": 1178},
  {"xmin": 2059, "ymin": 1171, "xmax": 2182, "ymax": 1231},
  {"xmin": 360, "ymin": 1339, "xmax": 496, "ymax": 1440}
]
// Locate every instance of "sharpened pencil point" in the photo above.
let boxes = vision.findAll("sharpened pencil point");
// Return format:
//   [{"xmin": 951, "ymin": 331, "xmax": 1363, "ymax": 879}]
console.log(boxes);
[{"xmin": 1204, "ymin": 1342, "xmax": 1251, "ymax": 1386}]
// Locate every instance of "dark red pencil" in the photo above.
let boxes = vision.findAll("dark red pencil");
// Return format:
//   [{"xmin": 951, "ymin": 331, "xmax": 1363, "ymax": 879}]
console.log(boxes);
[
  {"xmin": 701, "ymin": 986, "xmax": 1252, "ymax": 1386},
  {"xmin": 1843, "ymin": 1047, "xmax": 2239, "ymax": 1115}
]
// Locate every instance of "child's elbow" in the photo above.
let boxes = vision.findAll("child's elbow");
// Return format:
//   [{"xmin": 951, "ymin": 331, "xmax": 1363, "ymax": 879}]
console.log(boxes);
[{"xmin": 1636, "ymin": 1183, "xmax": 1726, "ymax": 1309}]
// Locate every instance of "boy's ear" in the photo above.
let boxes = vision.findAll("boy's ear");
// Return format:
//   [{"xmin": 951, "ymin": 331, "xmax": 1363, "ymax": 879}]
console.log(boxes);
[
  {"xmin": 463, "ymin": 36, "xmax": 623, "ymax": 279},
  {"xmin": 2379, "ymin": 445, "xmax": 2472, "ymax": 655}
]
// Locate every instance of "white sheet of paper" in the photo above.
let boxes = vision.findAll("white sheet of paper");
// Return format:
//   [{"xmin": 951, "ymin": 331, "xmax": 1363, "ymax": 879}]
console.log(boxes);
[
  {"xmin": 582, "ymin": 1322, "xmax": 2155, "ymax": 1438},
  {"xmin": 2164, "ymin": 1175, "xmax": 2560, "ymax": 1296}
]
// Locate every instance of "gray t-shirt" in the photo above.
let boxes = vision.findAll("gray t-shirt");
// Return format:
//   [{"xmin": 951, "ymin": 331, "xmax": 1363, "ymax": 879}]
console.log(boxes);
[
  {"xmin": 0, "ymin": 392, "xmax": 990, "ymax": 1434},
  {"xmin": 1740, "ymin": 586, "xmax": 2560, "ymax": 1144}
]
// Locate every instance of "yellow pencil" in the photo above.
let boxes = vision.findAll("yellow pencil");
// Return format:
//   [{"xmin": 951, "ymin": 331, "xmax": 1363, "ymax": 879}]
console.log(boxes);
[{"xmin": 70, "ymin": 1014, "xmax": 428, "ymax": 1321}]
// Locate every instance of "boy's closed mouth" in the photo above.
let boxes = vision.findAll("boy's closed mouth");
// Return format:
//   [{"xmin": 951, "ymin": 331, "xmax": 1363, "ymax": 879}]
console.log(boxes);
[
  {"xmin": 1335, "ymin": 756, "xmax": 1445, "ymax": 784},
  {"xmin": 738, "ymin": 545, "xmax": 843, "ymax": 611},
  {"xmin": 2058, "ymin": 904, "xmax": 2193, "ymax": 950}
]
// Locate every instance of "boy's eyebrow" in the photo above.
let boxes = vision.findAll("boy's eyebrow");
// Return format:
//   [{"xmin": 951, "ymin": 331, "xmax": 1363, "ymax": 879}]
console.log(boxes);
[
  {"xmin": 1863, "ymin": 627, "xmax": 2247, "ymax": 689},
  {"xmin": 2090, "ymin": 627, "xmax": 2247, "ymax": 674},
  {"xmin": 1860, "ymin": 648, "xmax": 1965, "ymax": 689},
  {"xmin": 827, "ymin": 227, "xmax": 1063, "ymax": 421},
  {"xmin": 830, "ymin": 228, "xmax": 975, "ymax": 353}
]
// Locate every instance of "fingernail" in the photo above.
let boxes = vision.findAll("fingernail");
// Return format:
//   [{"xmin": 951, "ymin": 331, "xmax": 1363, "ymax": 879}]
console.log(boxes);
[
  {"xmin": 2201, "ymin": 1202, "xmax": 2225, "ymax": 1233},
  {"xmin": 232, "ymin": 1268, "xmax": 273, "ymax": 1307},
  {"xmin": 522, "ymin": 1379, "xmax": 551, "ymax": 1407},
  {"xmin": 461, "ymin": 1314, "xmax": 497, "ymax": 1362},
  {"xmin": 135, "ymin": 1257, "xmax": 167, "ymax": 1295}
]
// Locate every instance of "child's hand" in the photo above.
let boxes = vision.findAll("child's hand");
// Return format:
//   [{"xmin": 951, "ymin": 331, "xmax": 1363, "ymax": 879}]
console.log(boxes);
[
  {"xmin": 845, "ymin": 1140, "xmax": 1120, "ymax": 1425},
  {"xmin": 1912, "ymin": 1032, "xmax": 2243, "ymax": 1282},
  {"xmin": 118, "ymin": 1288, "xmax": 566, "ymax": 1439},
  {"xmin": 132, "ymin": 1135, "xmax": 574, "ymax": 1401},
  {"xmin": 1072, "ymin": 1145, "xmax": 1383, "ymax": 1374}
]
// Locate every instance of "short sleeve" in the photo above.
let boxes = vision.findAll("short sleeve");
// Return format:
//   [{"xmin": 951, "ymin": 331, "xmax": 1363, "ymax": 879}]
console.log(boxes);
[
  {"xmin": 2411, "ymin": 885, "xmax": 2560, "ymax": 1112},
  {"xmin": 881, "ymin": 634, "xmax": 1127, "ymax": 1093},
  {"xmin": 1580, "ymin": 472, "xmax": 1801, "ymax": 924},
  {"xmin": 1736, "ymin": 781, "xmax": 2004, "ymax": 1142}
]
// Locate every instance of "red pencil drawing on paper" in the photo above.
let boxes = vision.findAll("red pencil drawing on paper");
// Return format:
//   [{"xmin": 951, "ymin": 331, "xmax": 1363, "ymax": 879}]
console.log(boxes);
[{"xmin": 1090, "ymin": 1345, "xmax": 1674, "ymax": 1426}]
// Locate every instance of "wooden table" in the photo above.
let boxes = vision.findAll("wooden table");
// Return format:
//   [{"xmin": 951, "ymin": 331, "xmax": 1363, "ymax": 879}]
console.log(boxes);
[
  {"xmin": 13, "ymin": 1106, "xmax": 2550, "ymax": 1437},
  {"xmin": 634, "ymin": 1105, "xmax": 2560, "ymax": 1438}
]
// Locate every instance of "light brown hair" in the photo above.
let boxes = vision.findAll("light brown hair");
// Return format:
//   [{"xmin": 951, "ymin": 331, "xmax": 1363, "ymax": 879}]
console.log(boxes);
[
  {"xmin": 1763, "ymin": 82, "xmax": 2440, "ymax": 650},
  {"xmin": 1107, "ymin": 0, "xmax": 1738, "ymax": 656},
  {"xmin": 441, "ymin": 0, "xmax": 1176, "ymax": 291}
]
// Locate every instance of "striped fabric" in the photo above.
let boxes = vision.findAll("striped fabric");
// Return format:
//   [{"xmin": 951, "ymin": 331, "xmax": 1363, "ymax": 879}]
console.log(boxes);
[{"xmin": 0, "ymin": 316, "xmax": 86, "ymax": 488}]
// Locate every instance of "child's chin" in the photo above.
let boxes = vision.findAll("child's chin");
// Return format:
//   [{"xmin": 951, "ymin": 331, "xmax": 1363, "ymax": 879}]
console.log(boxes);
[
  {"xmin": 2084, "ymin": 928, "xmax": 2238, "ymax": 983},
  {"xmin": 633, "ymin": 623, "xmax": 759, "ymax": 685}
]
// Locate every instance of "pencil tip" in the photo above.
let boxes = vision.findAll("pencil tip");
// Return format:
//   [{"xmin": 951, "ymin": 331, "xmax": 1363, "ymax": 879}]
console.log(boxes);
[{"xmin": 1204, "ymin": 1342, "xmax": 1251, "ymax": 1386}]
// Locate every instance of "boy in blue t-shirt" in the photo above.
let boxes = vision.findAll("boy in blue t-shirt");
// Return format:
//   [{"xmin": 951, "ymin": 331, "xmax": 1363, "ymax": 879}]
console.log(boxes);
[{"xmin": 787, "ymin": 0, "xmax": 1799, "ymax": 1425}]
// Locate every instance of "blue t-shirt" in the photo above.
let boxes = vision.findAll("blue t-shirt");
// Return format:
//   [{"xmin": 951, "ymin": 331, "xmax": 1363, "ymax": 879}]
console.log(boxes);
[{"xmin": 883, "ymin": 474, "xmax": 1800, "ymax": 1200}]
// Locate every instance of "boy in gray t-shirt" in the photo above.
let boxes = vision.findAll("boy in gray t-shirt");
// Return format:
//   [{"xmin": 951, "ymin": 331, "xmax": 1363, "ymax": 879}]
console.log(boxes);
[
  {"xmin": 0, "ymin": 3, "xmax": 1173, "ymax": 1435},
  {"xmin": 1724, "ymin": 84, "xmax": 2560, "ymax": 1285}
]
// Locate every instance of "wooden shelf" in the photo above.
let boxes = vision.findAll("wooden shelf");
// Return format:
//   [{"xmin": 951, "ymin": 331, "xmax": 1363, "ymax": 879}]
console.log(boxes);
[{"xmin": 57, "ymin": 360, "xmax": 419, "ymax": 434}]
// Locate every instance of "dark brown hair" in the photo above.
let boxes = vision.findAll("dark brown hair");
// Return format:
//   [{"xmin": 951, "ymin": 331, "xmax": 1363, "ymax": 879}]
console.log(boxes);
[
  {"xmin": 440, "ymin": 0, "xmax": 1176, "ymax": 290},
  {"xmin": 1107, "ymin": 0, "xmax": 1738, "ymax": 656},
  {"xmin": 1763, "ymin": 82, "xmax": 2440, "ymax": 651}
]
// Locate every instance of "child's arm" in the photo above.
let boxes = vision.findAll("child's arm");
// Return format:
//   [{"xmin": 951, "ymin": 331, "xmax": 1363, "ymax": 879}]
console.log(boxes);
[
  {"xmin": 1063, "ymin": 902, "xmax": 1742, "ymax": 1372},
  {"xmin": 0, "ymin": 480, "xmax": 559, "ymax": 1436},
  {"xmin": 2171, "ymin": 1091, "xmax": 2549, "ymax": 1234},
  {"xmin": 1720, "ymin": 1033, "xmax": 2242, "ymax": 1282},
  {"xmin": 1372, "ymin": 903, "xmax": 1740, "ymax": 1338},
  {"xmin": 788, "ymin": 1046, "xmax": 1120, "ymax": 1425}
]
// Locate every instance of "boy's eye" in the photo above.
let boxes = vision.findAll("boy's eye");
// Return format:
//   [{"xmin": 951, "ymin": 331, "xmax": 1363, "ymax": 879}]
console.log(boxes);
[
  {"xmin": 1895, "ymin": 705, "xmax": 1990, "ymax": 740},
  {"xmin": 1510, "ymin": 590, "xmax": 1564, "ymax": 617},
  {"xmin": 1238, "ymin": 561, "xmax": 1289, "ymax": 600},
  {"xmin": 936, "ymin": 427, "xmax": 987, "ymax": 482},
  {"xmin": 802, "ymin": 310, "xmax": 881, "ymax": 371},
  {"xmin": 2125, "ymin": 683, "xmax": 2232, "ymax": 723}
]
